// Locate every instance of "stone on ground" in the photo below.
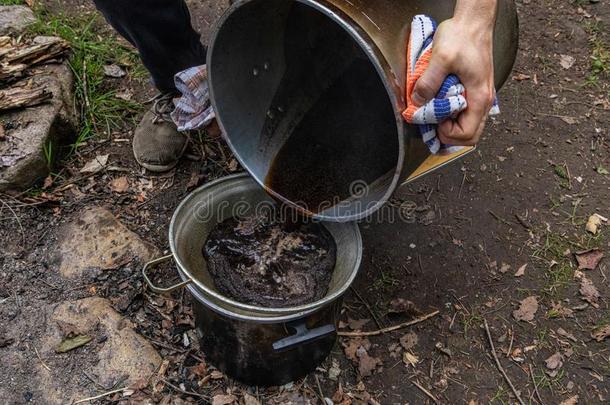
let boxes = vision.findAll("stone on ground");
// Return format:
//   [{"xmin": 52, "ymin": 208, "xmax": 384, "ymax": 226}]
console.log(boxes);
[
  {"xmin": 0, "ymin": 5, "xmax": 35, "ymax": 35},
  {"xmin": 37, "ymin": 297, "xmax": 161, "ymax": 404},
  {"xmin": 57, "ymin": 207, "xmax": 159, "ymax": 278},
  {"xmin": 0, "ymin": 6, "xmax": 76, "ymax": 191}
]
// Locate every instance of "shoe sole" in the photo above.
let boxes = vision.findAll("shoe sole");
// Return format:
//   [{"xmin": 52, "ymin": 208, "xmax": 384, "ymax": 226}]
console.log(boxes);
[{"xmin": 134, "ymin": 139, "xmax": 189, "ymax": 173}]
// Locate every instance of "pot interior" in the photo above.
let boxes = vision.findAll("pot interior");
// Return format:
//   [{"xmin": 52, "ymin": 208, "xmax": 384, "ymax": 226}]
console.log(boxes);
[{"xmin": 169, "ymin": 173, "xmax": 362, "ymax": 316}]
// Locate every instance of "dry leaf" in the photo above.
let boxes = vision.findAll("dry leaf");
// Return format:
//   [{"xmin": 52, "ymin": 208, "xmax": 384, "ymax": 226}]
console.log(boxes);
[
  {"xmin": 42, "ymin": 175, "xmax": 53, "ymax": 189},
  {"xmin": 575, "ymin": 249, "xmax": 604, "ymax": 270},
  {"xmin": 402, "ymin": 351, "xmax": 419, "ymax": 367},
  {"xmin": 514, "ymin": 264, "xmax": 527, "ymax": 277},
  {"xmin": 109, "ymin": 176, "xmax": 129, "ymax": 193},
  {"xmin": 513, "ymin": 296, "xmax": 538, "ymax": 322},
  {"xmin": 557, "ymin": 328, "xmax": 577, "ymax": 342},
  {"xmin": 357, "ymin": 346, "xmax": 381, "ymax": 377},
  {"xmin": 80, "ymin": 154, "xmax": 109, "ymax": 173},
  {"xmin": 387, "ymin": 298, "xmax": 421, "ymax": 316},
  {"xmin": 55, "ymin": 334, "xmax": 92, "ymax": 353},
  {"xmin": 347, "ymin": 318, "xmax": 370, "ymax": 331},
  {"xmin": 585, "ymin": 214, "xmax": 604, "ymax": 234},
  {"xmin": 579, "ymin": 277, "xmax": 600, "ymax": 308},
  {"xmin": 559, "ymin": 395, "xmax": 579, "ymax": 405},
  {"xmin": 399, "ymin": 331, "xmax": 418, "ymax": 350},
  {"xmin": 499, "ymin": 263, "xmax": 511, "ymax": 273},
  {"xmin": 342, "ymin": 337, "xmax": 370, "ymax": 362},
  {"xmin": 591, "ymin": 325, "xmax": 610, "ymax": 342},
  {"xmin": 512, "ymin": 73, "xmax": 531, "ymax": 81},
  {"xmin": 243, "ymin": 394, "xmax": 261, "ymax": 405},
  {"xmin": 559, "ymin": 54, "xmax": 575, "ymax": 69},
  {"xmin": 545, "ymin": 352, "xmax": 563, "ymax": 377},
  {"xmin": 549, "ymin": 302, "xmax": 574, "ymax": 318},
  {"xmin": 103, "ymin": 64, "xmax": 127, "ymax": 78},
  {"xmin": 209, "ymin": 370, "xmax": 224, "ymax": 379},
  {"xmin": 212, "ymin": 394, "xmax": 236, "ymax": 405}
]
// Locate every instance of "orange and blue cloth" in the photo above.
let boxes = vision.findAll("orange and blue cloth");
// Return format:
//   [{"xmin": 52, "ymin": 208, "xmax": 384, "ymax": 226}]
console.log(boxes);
[{"xmin": 402, "ymin": 15, "xmax": 499, "ymax": 155}]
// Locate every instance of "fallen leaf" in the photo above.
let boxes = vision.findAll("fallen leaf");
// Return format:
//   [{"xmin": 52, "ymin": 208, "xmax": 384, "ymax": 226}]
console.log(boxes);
[
  {"xmin": 512, "ymin": 73, "xmax": 531, "ymax": 81},
  {"xmin": 327, "ymin": 358, "xmax": 341, "ymax": 381},
  {"xmin": 342, "ymin": 338, "xmax": 370, "ymax": 362},
  {"xmin": 591, "ymin": 325, "xmax": 610, "ymax": 342},
  {"xmin": 80, "ymin": 154, "xmax": 109, "ymax": 173},
  {"xmin": 347, "ymin": 318, "xmax": 370, "ymax": 331},
  {"xmin": 402, "ymin": 351, "xmax": 419, "ymax": 367},
  {"xmin": 243, "ymin": 394, "xmax": 261, "ymax": 405},
  {"xmin": 209, "ymin": 370, "xmax": 224, "ymax": 379},
  {"xmin": 55, "ymin": 334, "xmax": 92, "ymax": 353},
  {"xmin": 559, "ymin": 54, "xmax": 575, "ymax": 69},
  {"xmin": 559, "ymin": 395, "xmax": 579, "ymax": 405},
  {"xmin": 513, "ymin": 296, "xmax": 538, "ymax": 322},
  {"xmin": 356, "ymin": 346, "xmax": 381, "ymax": 377},
  {"xmin": 387, "ymin": 298, "xmax": 421, "ymax": 317},
  {"xmin": 115, "ymin": 88, "xmax": 133, "ymax": 101},
  {"xmin": 579, "ymin": 277, "xmax": 600, "ymax": 308},
  {"xmin": 228, "ymin": 159, "xmax": 238, "ymax": 172},
  {"xmin": 514, "ymin": 264, "xmax": 527, "ymax": 277},
  {"xmin": 545, "ymin": 352, "xmax": 563, "ymax": 377},
  {"xmin": 186, "ymin": 171, "xmax": 202, "ymax": 191},
  {"xmin": 575, "ymin": 249, "xmax": 604, "ymax": 270},
  {"xmin": 109, "ymin": 176, "xmax": 129, "ymax": 193},
  {"xmin": 560, "ymin": 116, "xmax": 578, "ymax": 125},
  {"xmin": 212, "ymin": 394, "xmax": 236, "ymax": 405},
  {"xmin": 596, "ymin": 165, "xmax": 609, "ymax": 175},
  {"xmin": 549, "ymin": 302, "xmax": 574, "ymax": 318},
  {"xmin": 499, "ymin": 263, "xmax": 511, "ymax": 273},
  {"xmin": 42, "ymin": 175, "xmax": 53, "ymax": 189},
  {"xmin": 103, "ymin": 64, "xmax": 127, "ymax": 78},
  {"xmin": 557, "ymin": 328, "xmax": 577, "ymax": 342},
  {"xmin": 585, "ymin": 214, "xmax": 605, "ymax": 234},
  {"xmin": 399, "ymin": 331, "xmax": 418, "ymax": 350}
]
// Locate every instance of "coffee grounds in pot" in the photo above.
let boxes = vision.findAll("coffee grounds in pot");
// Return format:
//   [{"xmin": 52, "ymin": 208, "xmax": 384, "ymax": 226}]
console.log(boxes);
[{"xmin": 203, "ymin": 213, "xmax": 336, "ymax": 308}]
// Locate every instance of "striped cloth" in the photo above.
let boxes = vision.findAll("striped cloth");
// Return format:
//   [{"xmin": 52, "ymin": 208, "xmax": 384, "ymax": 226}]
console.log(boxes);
[
  {"xmin": 402, "ymin": 15, "xmax": 499, "ymax": 155},
  {"xmin": 170, "ymin": 65, "xmax": 215, "ymax": 132}
]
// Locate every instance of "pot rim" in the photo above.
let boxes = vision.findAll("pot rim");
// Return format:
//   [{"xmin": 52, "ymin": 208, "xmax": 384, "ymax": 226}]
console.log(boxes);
[{"xmin": 169, "ymin": 173, "xmax": 363, "ymax": 316}]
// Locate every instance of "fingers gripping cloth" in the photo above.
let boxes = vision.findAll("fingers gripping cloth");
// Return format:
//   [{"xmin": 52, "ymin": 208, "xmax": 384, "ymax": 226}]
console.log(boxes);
[
  {"xmin": 171, "ymin": 65, "xmax": 216, "ymax": 132},
  {"xmin": 402, "ymin": 15, "xmax": 500, "ymax": 155}
]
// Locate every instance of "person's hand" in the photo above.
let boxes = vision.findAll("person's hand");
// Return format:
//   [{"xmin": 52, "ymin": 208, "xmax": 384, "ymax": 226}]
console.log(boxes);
[{"xmin": 411, "ymin": 7, "xmax": 496, "ymax": 147}]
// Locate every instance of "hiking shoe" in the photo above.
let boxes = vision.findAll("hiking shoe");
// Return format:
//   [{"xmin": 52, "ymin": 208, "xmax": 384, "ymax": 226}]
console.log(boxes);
[{"xmin": 132, "ymin": 93, "xmax": 188, "ymax": 172}]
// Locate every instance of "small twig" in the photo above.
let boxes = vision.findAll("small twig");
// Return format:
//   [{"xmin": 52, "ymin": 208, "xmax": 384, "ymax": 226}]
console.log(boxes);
[
  {"xmin": 417, "ymin": 254, "xmax": 424, "ymax": 274},
  {"xmin": 488, "ymin": 210, "xmax": 513, "ymax": 227},
  {"xmin": 410, "ymin": 379, "xmax": 439, "ymax": 404},
  {"xmin": 506, "ymin": 327, "xmax": 514, "ymax": 358},
  {"xmin": 72, "ymin": 387, "xmax": 128, "ymax": 404},
  {"xmin": 483, "ymin": 319, "xmax": 526, "ymax": 405},
  {"xmin": 161, "ymin": 379, "xmax": 209, "ymax": 400},
  {"xmin": 349, "ymin": 286, "xmax": 384, "ymax": 329},
  {"xmin": 314, "ymin": 373, "xmax": 325, "ymax": 403},
  {"xmin": 529, "ymin": 364, "xmax": 545, "ymax": 405},
  {"xmin": 34, "ymin": 346, "xmax": 50, "ymax": 372},
  {"xmin": 338, "ymin": 310, "xmax": 439, "ymax": 337},
  {"xmin": 458, "ymin": 172, "xmax": 466, "ymax": 199}
]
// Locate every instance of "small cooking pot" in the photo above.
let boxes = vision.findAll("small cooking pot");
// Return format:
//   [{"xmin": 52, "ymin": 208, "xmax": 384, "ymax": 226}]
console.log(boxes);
[{"xmin": 143, "ymin": 173, "xmax": 362, "ymax": 386}]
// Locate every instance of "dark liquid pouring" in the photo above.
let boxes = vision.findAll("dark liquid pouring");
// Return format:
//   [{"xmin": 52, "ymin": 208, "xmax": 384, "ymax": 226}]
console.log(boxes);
[{"xmin": 264, "ymin": 58, "xmax": 397, "ymax": 214}]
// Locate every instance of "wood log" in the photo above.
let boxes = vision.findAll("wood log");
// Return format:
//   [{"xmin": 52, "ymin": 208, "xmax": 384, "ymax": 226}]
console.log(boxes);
[{"xmin": 0, "ymin": 85, "xmax": 52, "ymax": 111}]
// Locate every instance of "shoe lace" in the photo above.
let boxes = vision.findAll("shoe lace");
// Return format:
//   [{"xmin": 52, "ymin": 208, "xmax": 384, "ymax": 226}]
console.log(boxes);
[{"xmin": 147, "ymin": 92, "xmax": 176, "ymax": 124}]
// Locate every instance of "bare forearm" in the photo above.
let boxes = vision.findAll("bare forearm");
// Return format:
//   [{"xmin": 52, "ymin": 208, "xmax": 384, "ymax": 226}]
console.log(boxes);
[{"xmin": 454, "ymin": 0, "xmax": 498, "ymax": 28}]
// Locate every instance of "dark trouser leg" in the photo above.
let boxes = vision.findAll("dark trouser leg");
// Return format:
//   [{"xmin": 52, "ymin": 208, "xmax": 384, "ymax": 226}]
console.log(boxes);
[{"xmin": 92, "ymin": 0, "xmax": 207, "ymax": 93}]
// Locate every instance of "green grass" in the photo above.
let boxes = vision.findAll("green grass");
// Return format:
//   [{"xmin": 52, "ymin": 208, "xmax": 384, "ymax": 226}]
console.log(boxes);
[
  {"xmin": 584, "ymin": 20, "xmax": 610, "ymax": 86},
  {"xmin": 28, "ymin": 11, "xmax": 145, "ymax": 151},
  {"xmin": 0, "ymin": 0, "xmax": 25, "ymax": 5}
]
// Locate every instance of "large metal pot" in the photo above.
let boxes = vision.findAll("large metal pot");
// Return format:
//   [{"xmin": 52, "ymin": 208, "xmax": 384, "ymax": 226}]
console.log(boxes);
[
  {"xmin": 207, "ymin": 0, "xmax": 519, "ymax": 222},
  {"xmin": 143, "ymin": 174, "xmax": 362, "ymax": 385}
]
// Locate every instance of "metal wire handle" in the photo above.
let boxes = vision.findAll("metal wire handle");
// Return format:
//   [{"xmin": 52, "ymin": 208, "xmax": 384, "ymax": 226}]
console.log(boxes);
[{"xmin": 142, "ymin": 254, "xmax": 193, "ymax": 294}]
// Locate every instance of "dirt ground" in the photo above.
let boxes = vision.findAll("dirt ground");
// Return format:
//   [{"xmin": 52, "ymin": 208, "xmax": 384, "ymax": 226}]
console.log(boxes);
[{"xmin": 1, "ymin": 0, "xmax": 609, "ymax": 404}]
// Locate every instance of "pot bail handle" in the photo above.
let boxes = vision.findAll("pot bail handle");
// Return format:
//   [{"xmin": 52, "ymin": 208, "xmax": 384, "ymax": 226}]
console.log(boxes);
[
  {"xmin": 142, "ymin": 254, "xmax": 193, "ymax": 294},
  {"xmin": 272, "ymin": 319, "xmax": 336, "ymax": 352}
]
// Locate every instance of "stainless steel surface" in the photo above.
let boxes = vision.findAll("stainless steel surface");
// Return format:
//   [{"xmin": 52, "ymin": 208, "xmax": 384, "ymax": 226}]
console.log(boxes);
[
  {"xmin": 168, "ymin": 173, "xmax": 363, "ymax": 319},
  {"xmin": 142, "ymin": 254, "xmax": 194, "ymax": 294},
  {"xmin": 207, "ymin": 0, "xmax": 518, "ymax": 221}
]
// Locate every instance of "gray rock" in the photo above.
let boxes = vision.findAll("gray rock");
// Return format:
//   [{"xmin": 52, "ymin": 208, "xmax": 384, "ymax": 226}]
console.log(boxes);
[
  {"xmin": 56, "ymin": 207, "xmax": 160, "ymax": 278},
  {"xmin": 36, "ymin": 297, "xmax": 162, "ymax": 404},
  {"xmin": 0, "ymin": 58, "xmax": 76, "ymax": 191},
  {"xmin": 0, "ymin": 5, "xmax": 36, "ymax": 35}
]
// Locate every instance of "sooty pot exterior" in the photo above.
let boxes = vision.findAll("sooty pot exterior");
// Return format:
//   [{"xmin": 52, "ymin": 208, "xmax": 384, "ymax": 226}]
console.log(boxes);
[{"xmin": 191, "ymin": 297, "xmax": 342, "ymax": 386}]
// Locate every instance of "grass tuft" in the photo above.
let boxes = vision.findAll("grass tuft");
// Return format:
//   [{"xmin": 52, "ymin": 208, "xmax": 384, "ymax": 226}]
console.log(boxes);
[{"xmin": 28, "ymin": 10, "xmax": 145, "ymax": 151}]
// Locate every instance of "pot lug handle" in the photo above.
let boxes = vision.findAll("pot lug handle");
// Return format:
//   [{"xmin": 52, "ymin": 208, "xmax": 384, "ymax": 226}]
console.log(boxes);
[
  {"xmin": 272, "ymin": 319, "xmax": 336, "ymax": 352},
  {"xmin": 142, "ymin": 254, "xmax": 193, "ymax": 294}
]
